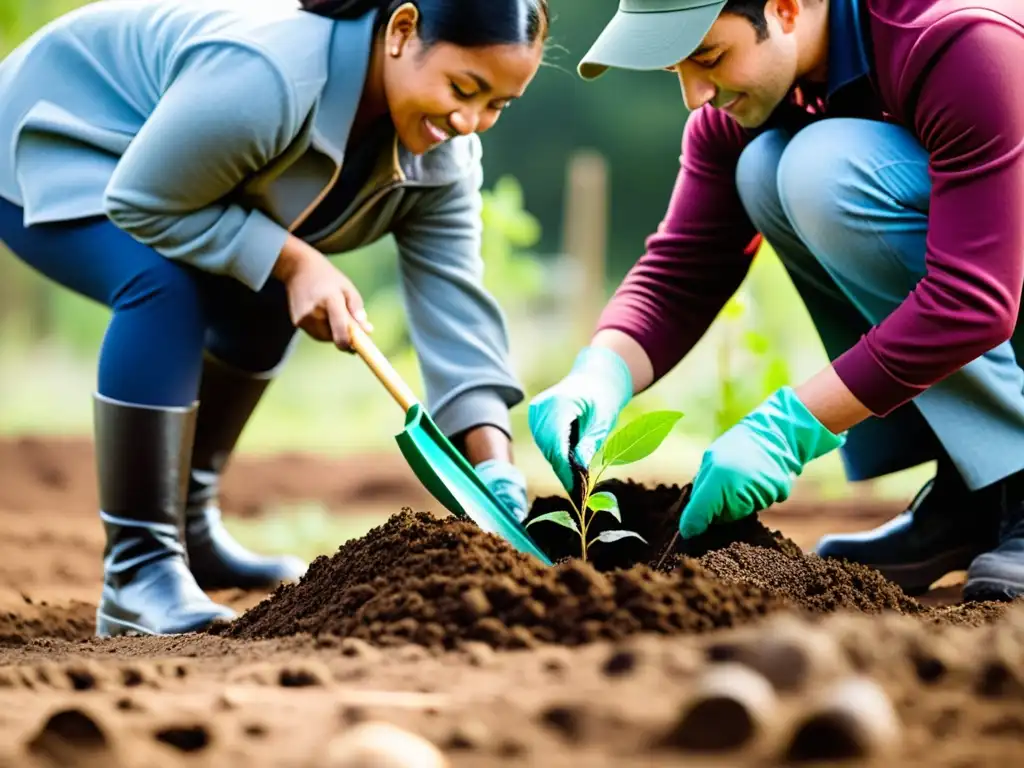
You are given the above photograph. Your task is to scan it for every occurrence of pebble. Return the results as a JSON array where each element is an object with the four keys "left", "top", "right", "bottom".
[
  {"left": 326, "top": 722, "right": 448, "bottom": 768},
  {"left": 785, "top": 676, "right": 901, "bottom": 762},
  {"left": 705, "top": 614, "right": 845, "bottom": 692},
  {"left": 664, "top": 663, "right": 778, "bottom": 752}
]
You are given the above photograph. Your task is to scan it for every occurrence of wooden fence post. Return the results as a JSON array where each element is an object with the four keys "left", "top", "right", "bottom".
[{"left": 561, "top": 150, "right": 609, "bottom": 347}]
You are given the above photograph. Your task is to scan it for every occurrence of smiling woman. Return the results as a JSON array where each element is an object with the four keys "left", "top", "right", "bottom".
[
  {"left": 302, "top": 0, "right": 550, "bottom": 153},
  {"left": 0, "top": 0, "right": 548, "bottom": 639}
]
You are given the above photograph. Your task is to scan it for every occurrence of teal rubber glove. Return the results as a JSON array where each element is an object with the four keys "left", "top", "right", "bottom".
[
  {"left": 528, "top": 346, "right": 634, "bottom": 493},
  {"left": 679, "top": 386, "right": 846, "bottom": 538},
  {"left": 475, "top": 459, "right": 529, "bottom": 523}
]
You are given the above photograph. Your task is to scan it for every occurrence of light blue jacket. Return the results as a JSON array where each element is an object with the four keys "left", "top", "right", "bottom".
[{"left": 0, "top": 0, "right": 523, "bottom": 437}]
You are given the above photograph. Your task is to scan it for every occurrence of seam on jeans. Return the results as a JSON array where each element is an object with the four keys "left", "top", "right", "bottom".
[{"left": 843, "top": 158, "right": 931, "bottom": 287}]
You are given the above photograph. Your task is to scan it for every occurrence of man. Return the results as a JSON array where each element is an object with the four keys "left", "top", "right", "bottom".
[{"left": 529, "top": 0, "right": 1024, "bottom": 600}]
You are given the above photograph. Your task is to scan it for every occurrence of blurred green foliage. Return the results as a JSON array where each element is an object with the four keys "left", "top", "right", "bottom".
[{"left": 480, "top": 176, "right": 546, "bottom": 303}]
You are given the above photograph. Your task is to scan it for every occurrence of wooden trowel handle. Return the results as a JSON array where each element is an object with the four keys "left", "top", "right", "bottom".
[{"left": 349, "top": 323, "right": 419, "bottom": 413}]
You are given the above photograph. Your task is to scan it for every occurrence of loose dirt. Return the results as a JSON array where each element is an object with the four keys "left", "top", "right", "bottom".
[
  {"left": 0, "top": 597, "right": 95, "bottom": 645},
  {"left": 224, "top": 510, "right": 784, "bottom": 648},
  {"left": 2, "top": 437, "right": 1023, "bottom": 767},
  {"left": 225, "top": 482, "right": 1012, "bottom": 652}
]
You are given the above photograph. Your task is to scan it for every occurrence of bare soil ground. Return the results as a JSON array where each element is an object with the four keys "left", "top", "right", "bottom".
[{"left": 1, "top": 436, "right": 1021, "bottom": 767}]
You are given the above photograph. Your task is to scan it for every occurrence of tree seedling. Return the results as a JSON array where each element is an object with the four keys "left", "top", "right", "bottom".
[{"left": 527, "top": 410, "right": 685, "bottom": 561}]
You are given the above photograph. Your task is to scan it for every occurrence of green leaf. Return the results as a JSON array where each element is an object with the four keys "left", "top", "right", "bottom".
[
  {"left": 594, "top": 410, "right": 685, "bottom": 468},
  {"left": 586, "top": 491, "right": 621, "bottom": 523},
  {"left": 590, "top": 530, "right": 648, "bottom": 546},
  {"left": 525, "top": 510, "right": 580, "bottom": 534},
  {"left": 589, "top": 442, "right": 608, "bottom": 475}
]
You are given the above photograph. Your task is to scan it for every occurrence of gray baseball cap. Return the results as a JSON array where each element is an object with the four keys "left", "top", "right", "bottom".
[{"left": 578, "top": 0, "right": 728, "bottom": 80}]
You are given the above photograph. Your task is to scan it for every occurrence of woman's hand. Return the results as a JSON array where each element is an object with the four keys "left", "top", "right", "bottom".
[
  {"left": 458, "top": 425, "right": 528, "bottom": 522},
  {"left": 475, "top": 459, "right": 529, "bottom": 523},
  {"left": 272, "top": 235, "right": 372, "bottom": 350}
]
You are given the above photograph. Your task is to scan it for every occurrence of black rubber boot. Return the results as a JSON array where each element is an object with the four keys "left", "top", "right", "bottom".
[
  {"left": 94, "top": 394, "right": 237, "bottom": 637},
  {"left": 963, "top": 470, "right": 1024, "bottom": 603},
  {"left": 185, "top": 355, "right": 306, "bottom": 591},
  {"left": 814, "top": 458, "right": 1001, "bottom": 595}
]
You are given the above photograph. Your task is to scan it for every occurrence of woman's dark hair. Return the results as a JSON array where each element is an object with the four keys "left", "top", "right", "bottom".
[{"left": 300, "top": 0, "right": 549, "bottom": 48}]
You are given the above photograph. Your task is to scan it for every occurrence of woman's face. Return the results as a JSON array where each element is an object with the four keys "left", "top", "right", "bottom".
[{"left": 382, "top": 9, "right": 545, "bottom": 154}]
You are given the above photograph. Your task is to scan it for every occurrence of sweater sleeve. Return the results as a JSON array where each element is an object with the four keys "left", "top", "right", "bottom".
[
  {"left": 393, "top": 153, "right": 524, "bottom": 439},
  {"left": 832, "top": 21, "right": 1024, "bottom": 415},
  {"left": 102, "top": 41, "right": 300, "bottom": 291},
  {"left": 595, "top": 106, "right": 759, "bottom": 383}
]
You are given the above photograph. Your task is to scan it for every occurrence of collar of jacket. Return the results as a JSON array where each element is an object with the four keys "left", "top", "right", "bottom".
[{"left": 826, "top": 0, "right": 872, "bottom": 97}]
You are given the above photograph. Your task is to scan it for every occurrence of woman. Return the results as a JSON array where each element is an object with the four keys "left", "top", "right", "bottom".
[{"left": 0, "top": 0, "right": 549, "bottom": 637}]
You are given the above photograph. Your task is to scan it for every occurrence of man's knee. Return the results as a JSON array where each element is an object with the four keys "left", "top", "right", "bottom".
[
  {"left": 735, "top": 129, "right": 790, "bottom": 231},
  {"left": 776, "top": 119, "right": 929, "bottom": 274}
]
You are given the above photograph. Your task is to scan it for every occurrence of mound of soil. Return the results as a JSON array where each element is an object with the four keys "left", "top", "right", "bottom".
[
  {"left": 224, "top": 481, "right": 1013, "bottom": 650},
  {"left": 224, "top": 510, "right": 784, "bottom": 649},
  {"left": 696, "top": 542, "right": 921, "bottom": 615}
]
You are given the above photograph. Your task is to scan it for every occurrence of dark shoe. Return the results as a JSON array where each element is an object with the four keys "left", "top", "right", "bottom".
[
  {"left": 94, "top": 394, "right": 236, "bottom": 637},
  {"left": 185, "top": 355, "right": 306, "bottom": 590},
  {"left": 963, "top": 471, "right": 1024, "bottom": 602},
  {"left": 814, "top": 459, "right": 1001, "bottom": 595}
]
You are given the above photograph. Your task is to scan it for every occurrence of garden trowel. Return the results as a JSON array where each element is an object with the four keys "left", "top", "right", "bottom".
[{"left": 348, "top": 323, "right": 553, "bottom": 566}]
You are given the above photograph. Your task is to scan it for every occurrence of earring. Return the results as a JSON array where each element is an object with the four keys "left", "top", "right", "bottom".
[{"left": 391, "top": 47, "right": 400, "bottom": 56}]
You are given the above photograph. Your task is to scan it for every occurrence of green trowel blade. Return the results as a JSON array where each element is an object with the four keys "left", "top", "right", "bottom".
[{"left": 394, "top": 404, "right": 553, "bottom": 566}]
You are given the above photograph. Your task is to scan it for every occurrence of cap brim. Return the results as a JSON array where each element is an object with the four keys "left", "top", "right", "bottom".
[{"left": 578, "top": 1, "right": 727, "bottom": 80}]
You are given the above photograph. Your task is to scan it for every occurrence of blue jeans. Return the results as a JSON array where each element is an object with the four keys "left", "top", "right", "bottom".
[
  {"left": 0, "top": 197, "right": 297, "bottom": 407},
  {"left": 736, "top": 118, "right": 1024, "bottom": 490}
]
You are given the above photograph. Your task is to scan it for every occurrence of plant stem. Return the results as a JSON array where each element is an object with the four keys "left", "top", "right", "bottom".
[
  {"left": 565, "top": 470, "right": 587, "bottom": 561},
  {"left": 579, "top": 488, "right": 590, "bottom": 562},
  {"left": 577, "top": 464, "right": 607, "bottom": 563}
]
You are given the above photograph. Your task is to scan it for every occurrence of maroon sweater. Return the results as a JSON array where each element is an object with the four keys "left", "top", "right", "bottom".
[{"left": 596, "top": 0, "right": 1024, "bottom": 416}]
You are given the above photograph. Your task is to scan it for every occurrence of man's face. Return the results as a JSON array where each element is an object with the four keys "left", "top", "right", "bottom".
[{"left": 670, "top": 1, "right": 802, "bottom": 128}]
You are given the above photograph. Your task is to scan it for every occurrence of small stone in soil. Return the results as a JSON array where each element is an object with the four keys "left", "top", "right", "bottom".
[
  {"left": 704, "top": 615, "right": 846, "bottom": 692},
  {"left": 784, "top": 677, "right": 900, "bottom": 762},
  {"left": 326, "top": 722, "right": 448, "bottom": 768},
  {"left": 662, "top": 663, "right": 777, "bottom": 752}
]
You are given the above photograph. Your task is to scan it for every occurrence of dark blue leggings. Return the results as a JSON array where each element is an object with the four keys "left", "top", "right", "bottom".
[{"left": 0, "top": 197, "right": 297, "bottom": 407}]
